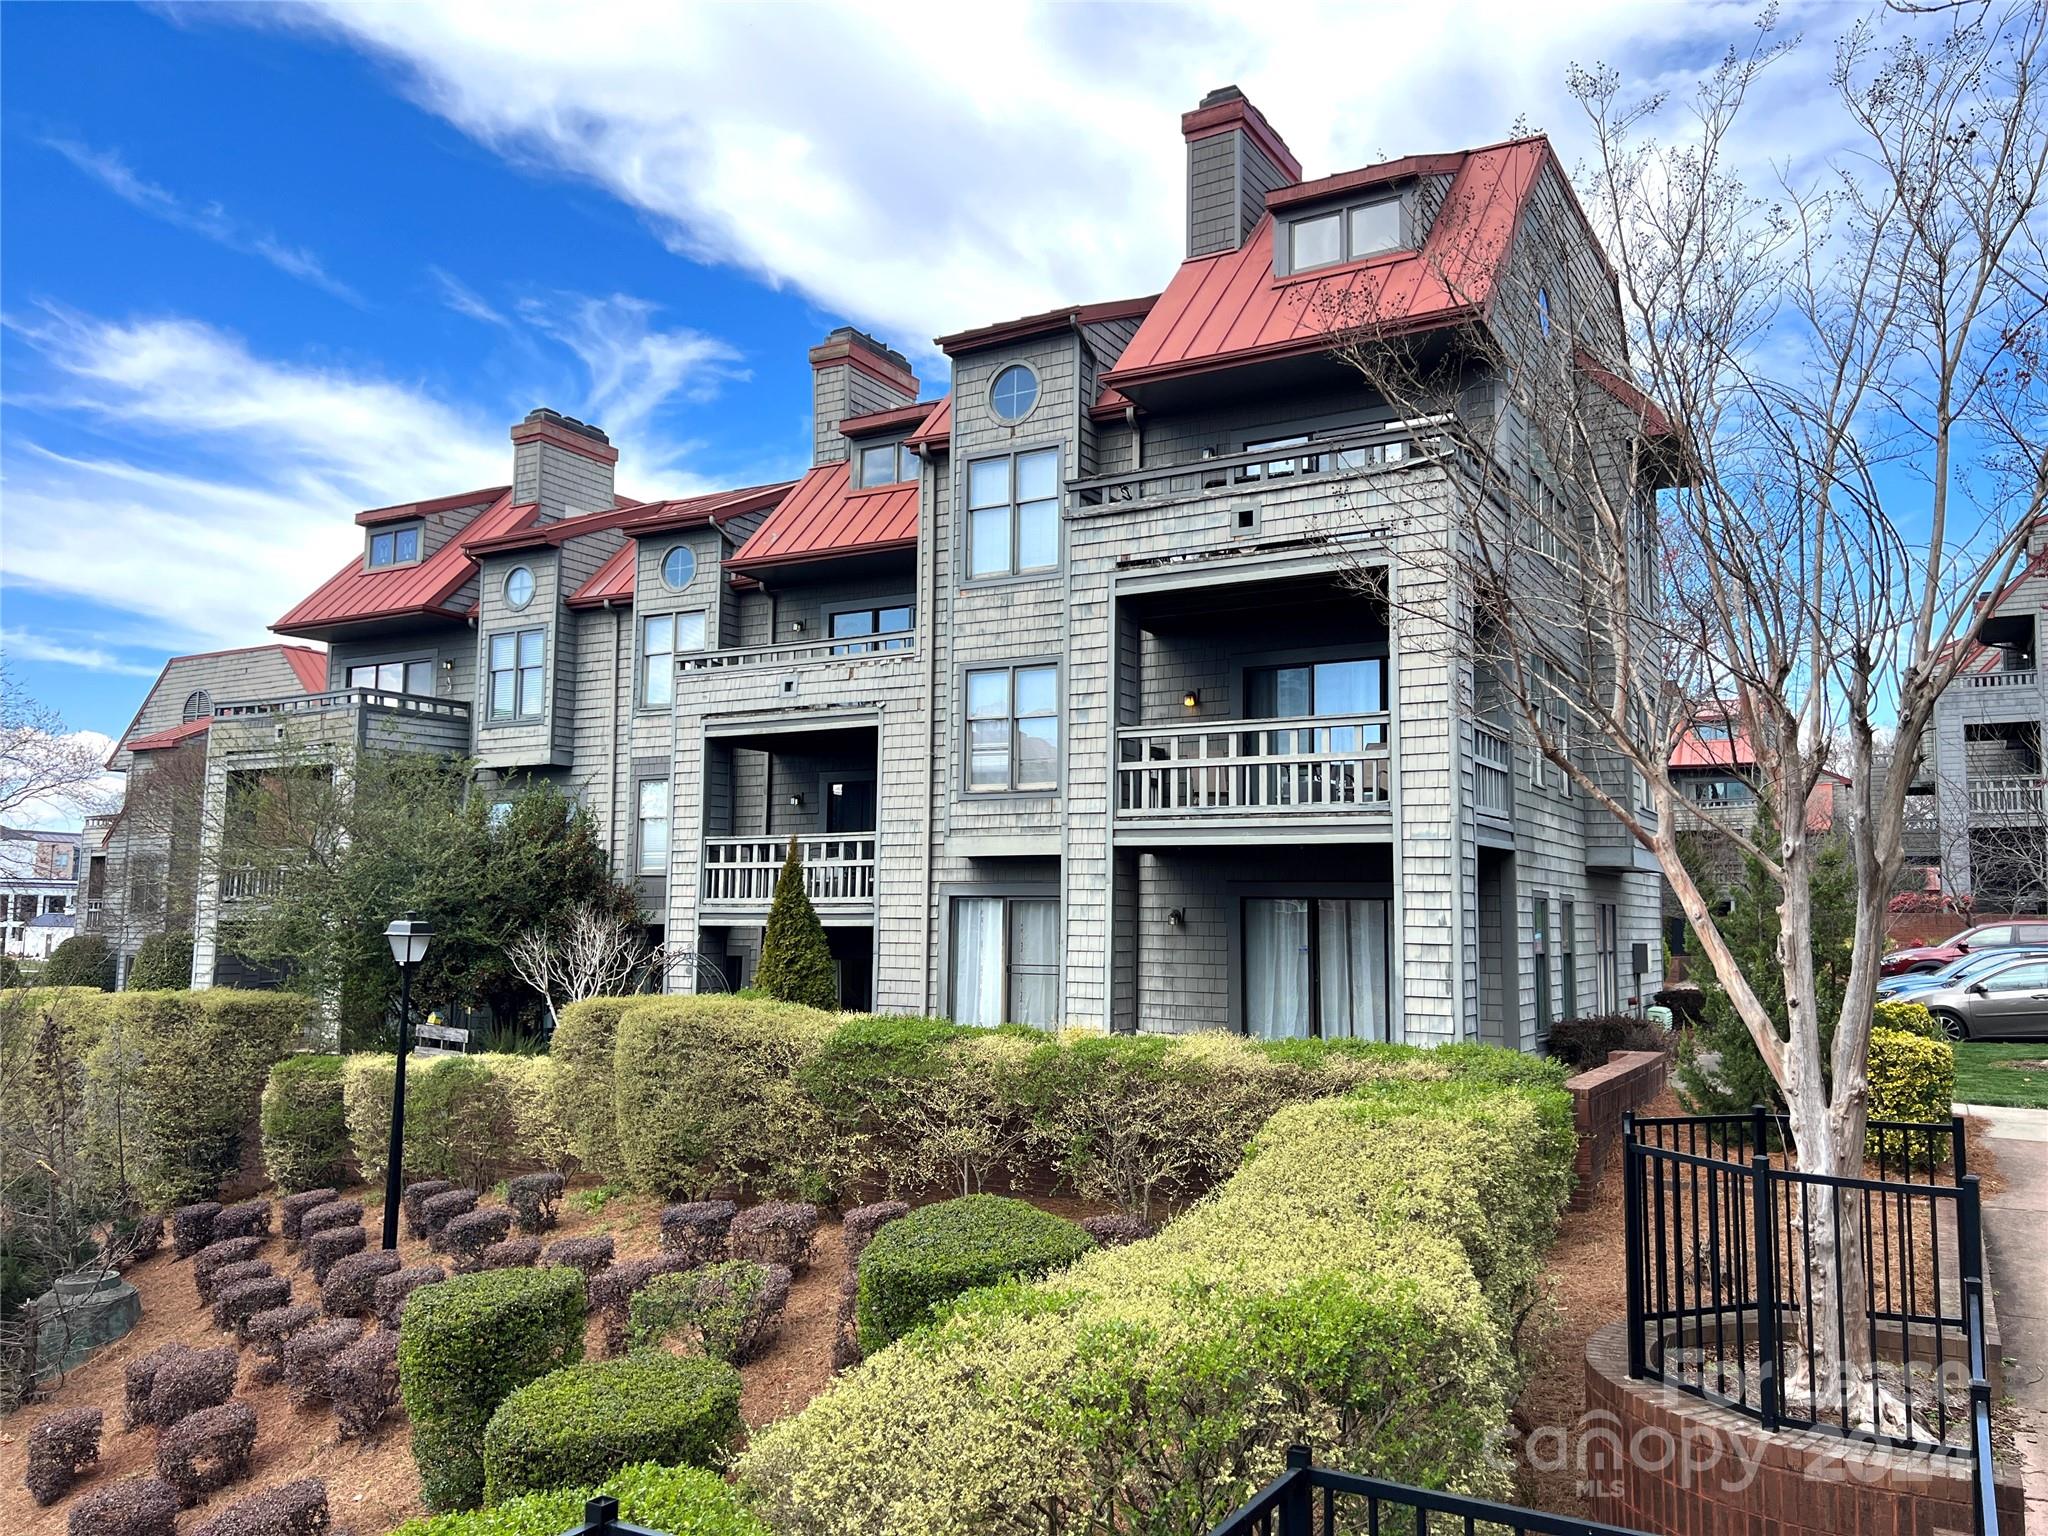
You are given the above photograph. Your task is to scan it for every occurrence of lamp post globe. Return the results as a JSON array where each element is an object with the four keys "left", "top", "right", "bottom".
[{"left": 380, "top": 913, "right": 433, "bottom": 1249}]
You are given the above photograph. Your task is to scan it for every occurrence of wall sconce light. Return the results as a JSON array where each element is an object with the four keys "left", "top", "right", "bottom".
[
  {"left": 1166, "top": 907, "right": 1185, "bottom": 929},
  {"left": 789, "top": 619, "right": 807, "bottom": 634},
  {"left": 787, "top": 793, "right": 804, "bottom": 808},
  {"left": 1182, "top": 689, "right": 1201, "bottom": 709}
]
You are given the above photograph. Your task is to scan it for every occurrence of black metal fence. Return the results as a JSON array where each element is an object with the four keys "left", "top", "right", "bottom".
[
  {"left": 559, "top": 1496, "right": 665, "bottom": 1536},
  {"left": 1622, "top": 1107, "right": 2000, "bottom": 1536},
  {"left": 1203, "top": 1446, "right": 1650, "bottom": 1536}
]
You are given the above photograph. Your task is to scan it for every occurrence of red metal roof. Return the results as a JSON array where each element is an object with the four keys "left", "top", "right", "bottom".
[
  {"left": 564, "top": 483, "right": 798, "bottom": 607},
  {"left": 1105, "top": 138, "right": 1550, "bottom": 391},
  {"left": 275, "top": 489, "right": 536, "bottom": 636},
  {"left": 281, "top": 646, "right": 328, "bottom": 691},
  {"left": 355, "top": 485, "right": 510, "bottom": 528},
  {"left": 123, "top": 718, "right": 212, "bottom": 754},
  {"left": 840, "top": 401, "right": 939, "bottom": 438},
  {"left": 727, "top": 462, "right": 917, "bottom": 572},
  {"left": 567, "top": 543, "right": 638, "bottom": 609},
  {"left": 936, "top": 295, "right": 1158, "bottom": 356},
  {"left": 904, "top": 397, "right": 951, "bottom": 450}
]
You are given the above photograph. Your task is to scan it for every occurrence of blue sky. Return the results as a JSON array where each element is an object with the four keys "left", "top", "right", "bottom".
[{"left": 1, "top": 0, "right": 1908, "bottom": 818}]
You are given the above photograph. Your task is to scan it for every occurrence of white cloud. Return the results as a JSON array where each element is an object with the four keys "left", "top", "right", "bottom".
[
  {"left": 0, "top": 629, "right": 160, "bottom": 679},
  {"left": 45, "top": 137, "right": 366, "bottom": 305},
  {"left": 430, "top": 265, "right": 510, "bottom": 328},
  {"left": 274, "top": 0, "right": 1864, "bottom": 358}
]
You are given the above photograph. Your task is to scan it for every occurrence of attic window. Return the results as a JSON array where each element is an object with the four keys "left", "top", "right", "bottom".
[
  {"left": 856, "top": 440, "right": 917, "bottom": 489},
  {"left": 1281, "top": 196, "right": 1406, "bottom": 275},
  {"left": 368, "top": 524, "right": 421, "bottom": 568},
  {"left": 181, "top": 690, "right": 213, "bottom": 723}
]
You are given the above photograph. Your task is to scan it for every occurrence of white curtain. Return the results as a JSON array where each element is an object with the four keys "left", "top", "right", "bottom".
[
  {"left": 951, "top": 898, "right": 1004, "bottom": 1027},
  {"left": 1245, "top": 899, "right": 1311, "bottom": 1039},
  {"left": 1318, "top": 899, "right": 1390, "bottom": 1041},
  {"left": 1009, "top": 899, "right": 1059, "bottom": 1025}
]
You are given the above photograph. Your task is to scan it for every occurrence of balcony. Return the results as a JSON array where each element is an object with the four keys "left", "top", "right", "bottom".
[
  {"left": 1968, "top": 776, "right": 2048, "bottom": 824},
  {"left": 220, "top": 864, "right": 289, "bottom": 904},
  {"left": 1069, "top": 417, "right": 1453, "bottom": 511},
  {"left": 1962, "top": 668, "right": 2037, "bottom": 690},
  {"left": 699, "top": 836, "right": 876, "bottom": 916},
  {"left": 211, "top": 687, "right": 471, "bottom": 757},
  {"left": 680, "top": 636, "right": 916, "bottom": 674},
  {"left": 1114, "top": 715, "right": 1391, "bottom": 836}
]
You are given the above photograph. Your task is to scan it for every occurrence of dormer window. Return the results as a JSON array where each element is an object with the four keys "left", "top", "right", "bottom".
[
  {"left": 856, "top": 440, "right": 918, "bottom": 489},
  {"left": 1279, "top": 195, "right": 1407, "bottom": 275},
  {"left": 368, "top": 524, "right": 421, "bottom": 568}
]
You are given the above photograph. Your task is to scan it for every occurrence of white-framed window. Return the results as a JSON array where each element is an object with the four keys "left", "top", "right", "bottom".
[
  {"left": 346, "top": 660, "right": 434, "bottom": 696},
  {"left": 504, "top": 566, "right": 536, "bottom": 610},
  {"left": 950, "top": 894, "right": 1058, "bottom": 1026},
  {"left": 966, "top": 447, "right": 1059, "bottom": 579},
  {"left": 640, "top": 611, "right": 705, "bottom": 709},
  {"left": 855, "top": 440, "right": 918, "bottom": 489},
  {"left": 637, "top": 779, "right": 669, "bottom": 874},
  {"left": 1282, "top": 197, "right": 1405, "bottom": 274},
  {"left": 181, "top": 690, "right": 213, "bottom": 722},
  {"left": 828, "top": 604, "right": 912, "bottom": 654},
  {"left": 660, "top": 546, "right": 697, "bottom": 591},
  {"left": 989, "top": 364, "right": 1038, "bottom": 423},
  {"left": 488, "top": 628, "right": 545, "bottom": 720},
  {"left": 367, "top": 524, "right": 421, "bottom": 568},
  {"left": 966, "top": 663, "right": 1057, "bottom": 791}
]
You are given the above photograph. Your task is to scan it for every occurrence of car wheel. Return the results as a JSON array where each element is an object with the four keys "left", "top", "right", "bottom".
[{"left": 1932, "top": 1011, "right": 1968, "bottom": 1043}]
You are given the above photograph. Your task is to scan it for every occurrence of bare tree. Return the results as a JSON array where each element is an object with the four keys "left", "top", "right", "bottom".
[
  {"left": 1319, "top": 3, "right": 2047, "bottom": 1425},
  {"left": 0, "top": 662, "right": 114, "bottom": 822},
  {"left": 506, "top": 901, "right": 664, "bottom": 1030}
]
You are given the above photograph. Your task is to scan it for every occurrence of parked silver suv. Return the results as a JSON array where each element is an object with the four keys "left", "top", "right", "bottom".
[{"left": 1915, "top": 952, "right": 2048, "bottom": 1041}]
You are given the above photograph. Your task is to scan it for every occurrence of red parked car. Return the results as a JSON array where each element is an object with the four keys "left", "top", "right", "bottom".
[{"left": 1882, "top": 920, "right": 2048, "bottom": 976}]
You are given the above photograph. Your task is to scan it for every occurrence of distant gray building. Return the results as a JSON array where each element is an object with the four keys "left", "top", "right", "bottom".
[{"left": 139, "top": 90, "right": 1666, "bottom": 1047}]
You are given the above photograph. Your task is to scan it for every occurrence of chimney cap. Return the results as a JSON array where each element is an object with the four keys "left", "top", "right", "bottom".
[
  {"left": 1181, "top": 87, "right": 1301, "bottom": 182},
  {"left": 811, "top": 325, "right": 912, "bottom": 376},
  {"left": 1198, "top": 85, "right": 1247, "bottom": 109},
  {"left": 518, "top": 406, "right": 611, "bottom": 446}
]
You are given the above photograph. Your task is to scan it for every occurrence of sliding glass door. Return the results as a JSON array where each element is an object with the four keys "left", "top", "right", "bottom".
[
  {"left": 950, "top": 895, "right": 1059, "bottom": 1027},
  {"left": 1244, "top": 896, "right": 1390, "bottom": 1041}
]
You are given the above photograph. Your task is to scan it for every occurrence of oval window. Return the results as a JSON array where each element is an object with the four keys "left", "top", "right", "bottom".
[
  {"left": 504, "top": 566, "right": 536, "bottom": 610},
  {"left": 990, "top": 364, "right": 1038, "bottom": 423},
  {"left": 661, "top": 545, "right": 696, "bottom": 590}
]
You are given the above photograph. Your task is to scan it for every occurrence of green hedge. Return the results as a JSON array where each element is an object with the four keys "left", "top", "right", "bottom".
[
  {"left": 342, "top": 1052, "right": 570, "bottom": 1189},
  {"left": 399, "top": 1265, "right": 587, "bottom": 1511},
  {"left": 482, "top": 1351, "right": 744, "bottom": 1503},
  {"left": 548, "top": 998, "right": 637, "bottom": 1182},
  {"left": 737, "top": 1056, "right": 1575, "bottom": 1536},
  {"left": 261, "top": 1054, "right": 350, "bottom": 1191},
  {"left": 388, "top": 1462, "right": 766, "bottom": 1536},
  {"left": 856, "top": 1195, "right": 1095, "bottom": 1352}
]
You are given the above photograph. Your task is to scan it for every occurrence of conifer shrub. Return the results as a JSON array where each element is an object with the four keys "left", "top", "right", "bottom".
[
  {"left": 283, "top": 1319, "right": 362, "bottom": 1409},
  {"left": 66, "top": 1475, "right": 181, "bottom": 1536},
  {"left": 147, "top": 1345, "right": 238, "bottom": 1428},
  {"left": 262, "top": 1055, "right": 351, "bottom": 1192},
  {"left": 629, "top": 1261, "right": 792, "bottom": 1364},
  {"left": 331, "top": 1329, "right": 402, "bottom": 1441},
  {"left": 279, "top": 1187, "right": 340, "bottom": 1243},
  {"left": 855, "top": 1195, "right": 1094, "bottom": 1352},
  {"left": 155, "top": 1399, "right": 258, "bottom": 1505},
  {"left": 542, "top": 1235, "right": 613, "bottom": 1277},
  {"left": 385, "top": 1462, "right": 765, "bottom": 1536},
  {"left": 25, "top": 1405, "right": 101, "bottom": 1506},
  {"left": 506, "top": 1171, "right": 565, "bottom": 1234},
  {"left": 729, "top": 1201, "right": 819, "bottom": 1273},
  {"left": 375, "top": 1265, "right": 447, "bottom": 1328},
  {"left": 754, "top": 838, "right": 838, "bottom": 1010},
  {"left": 244, "top": 1303, "right": 319, "bottom": 1384},
  {"left": 481, "top": 1352, "right": 743, "bottom": 1504},
  {"left": 321, "top": 1249, "right": 403, "bottom": 1318},
  {"left": 191, "top": 1477, "right": 330, "bottom": 1536},
  {"left": 398, "top": 1265, "right": 587, "bottom": 1512},
  {"left": 304, "top": 1225, "right": 366, "bottom": 1283}
]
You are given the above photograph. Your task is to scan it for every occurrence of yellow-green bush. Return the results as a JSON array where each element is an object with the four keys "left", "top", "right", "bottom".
[
  {"left": 1867, "top": 1026, "right": 1956, "bottom": 1162},
  {"left": 737, "top": 1059, "right": 1574, "bottom": 1536},
  {"left": 342, "top": 1053, "right": 570, "bottom": 1189},
  {"left": 262, "top": 1054, "right": 350, "bottom": 1191},
  {"left": 547, "top": 998, "right": 638, "bottom": 1182},
  {"left": 1872, "top": 999, "right": 1945, "bottom": 1041},
  {"left": 388, "top": 1462, "right": 767, "bottom": 1536}
]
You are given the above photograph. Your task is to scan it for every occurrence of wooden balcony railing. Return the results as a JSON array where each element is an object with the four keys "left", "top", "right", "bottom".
[
  {"left": 700, "top": 836, "right": 877, "bottom": 908},
  {"left": 680, "top": 637, "right": 917, "bottom": 674},
  {"left": 214, "top": 688, "right": 470, "bottom": 721},
  {"left": 1115, "top": 715, "right": 1391, "bottom": 819},
  {"left": 220, "top": 865, "right": 290, "bottom": 903},
  {"left": 1069, "top": 417, "right": 1453, "bottom": 509},
  {"left": 1474, "top": 723, "right": 1513, "bottom": 818},
  {"left": 1968, "top": 777, "right": 2048, "bottom": 823},
  {"left": 1962, "top": 668, "right": 2037, "bottom": 690}
]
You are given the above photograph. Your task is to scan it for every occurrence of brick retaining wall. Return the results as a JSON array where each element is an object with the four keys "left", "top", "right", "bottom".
[{"left": 1568, "top": 1049, "right": 1668, "bottom": 1210}]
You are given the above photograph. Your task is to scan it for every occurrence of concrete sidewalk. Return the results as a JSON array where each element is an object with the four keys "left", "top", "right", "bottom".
[{"left": 1964, "top": 1101, "right": 2048, "bottom": 1531}]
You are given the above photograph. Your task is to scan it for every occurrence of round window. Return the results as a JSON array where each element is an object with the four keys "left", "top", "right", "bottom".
[
  {"left": 990, "top": 364, "right": 1038, "bottom": 423},
  {"left": 661, "top": 545, "right": 696, "bottom": 590},
  {"left": 504, "top": 566, "right": 536, "bottom": 610}
]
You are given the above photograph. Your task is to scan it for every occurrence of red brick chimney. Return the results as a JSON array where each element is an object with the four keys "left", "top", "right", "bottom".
[
  {"left": 511, "top": 407, "right": 617, "bottom": 518},
  {"left": 808, "top": 328, "right": 918, "bottom": 468},
  {"left": 1182, "top": 86, "right": 1301, "bottom": 259}
]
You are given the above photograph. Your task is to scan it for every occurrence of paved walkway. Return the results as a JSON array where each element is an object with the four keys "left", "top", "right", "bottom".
[{"left": 1964, "top": 1101, "right": 2048, "bottom": 1532}]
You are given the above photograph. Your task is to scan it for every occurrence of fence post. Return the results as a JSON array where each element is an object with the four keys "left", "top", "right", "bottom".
[
  {"left": 1952, "top": 1114, "right": 1969, "bottom": 1183},
  {"left": 1279, "top": 1444, "right": 1312, "bottom": 1536},
  {"left": 1622, "top": 1121, "right": 1646, "bottom": 1380},
  {"left": 580, "top": 1495, "right": 619, "bottom": 1535},
  {"left": 1749, "top": 1102, "right": 1769, "bottom": 1161},
  {"left": 1750, "top": 1153, "right": 1780, "bottom": 1431}
]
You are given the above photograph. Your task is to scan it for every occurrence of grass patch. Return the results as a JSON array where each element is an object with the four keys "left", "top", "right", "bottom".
[{"left": 1953, "top": 1042, "right": 2048, "bottom": 1109}]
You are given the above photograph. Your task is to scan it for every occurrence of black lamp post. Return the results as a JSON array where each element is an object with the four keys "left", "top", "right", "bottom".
[{"left": 380, "top": 913, "right": 433, "bottom": 1250}]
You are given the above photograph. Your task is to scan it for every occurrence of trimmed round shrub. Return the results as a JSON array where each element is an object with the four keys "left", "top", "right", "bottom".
[
  {"left": 211, "top": 1259, "right": 275, "bottom": 1297},
  {"left": 331, "top": 1329, "right": 402, "bottom": 1441},
  {"left": 1080, "top": 1213, "right": 1154, "bottom": 1247},
  {"left": 192, "top": 1477, "right": 329, "bottom": 1536},
  {"left": 855, "top": 1194, "right": 1095, "bottom": 1352},
  {"left": 296, "top": 1199, "right": 362, "bottom": 1243},
  {"left": 401, "top": 1179, "right": 456, "bottom": 1239},
  {"left": 507, "top": 1172, "right": 564, "bottom": 1234},
  {"left": 212, "top": 1199, "right": 273, "bottom": 1242},
  {"left": 479, "top": 1236, "right": 541, "bottom": 1271},
  {"left": 172, "top": 1202, "right": 222, "bottom": 1259},
  {"left": 67, "top": 1475, "right": 181, "bottom": 1536},
  {"left": 375, "top": 1264, "right": 446, "bottom": 1328},
  {"left": 543, "top": 1235, "right": 613, "bottom": 1277},
  {"left": 43, "top": 933, "right": 117, "bottom": 990},
  {"left": 657, "top": 1199, "right": 736, "bottom": 1263},
  {"left": 321, "top": 1248, "right": 402, "bottom": 1318},
  {"left": 303, "top": 1223, "right": 366, "bottom": 1283},
  {"left": 481, "top": 1352, "right": 743, "bottom": 1504},
  {"left": 262, "top": 1054, "right": 350, "bottom": 1192},
  {"left": 25, "top": 1405, "right": 101, "bottom": 1506},
  {"left": 128, "top": 932, "right": 195, "bottom": 990},
  {"left": 148, "top": 1344, "right": 238, "bottom": 1427},
  {"left": 279, "top": 1187, "right": 340, "bottom": 1243},
  {"left": 156, "top": 1398, "right": 258, "bottom": 1505},
  {"left": 194, "top": 1236, "right": 266, "bottom": 1303},
  {"left": 399, "top": 1264, "right": 587, "bottom": 1512},
  {"left": 728, "top": 1201, "right": 818, "bottom": 1273},
  {"left": 283, "top": 1318, "right": 362, "bottom": 1408},
  {"left": 442, "top": 1207, "right": 514, "bottom": 1272},
  {"left": 421, "top": 1188, "right": 479, "bottom": 1248},
  {"left": 587, "top": 1253, "right": 698, "bottom": 1355},
  {"left": 385, "top": 1461, "right": 767, "bottom": 1536},
  {"left": 125, "top": 1342, "right": 192, "bottom": 1430},
  {"left": 628, "top": 1261, "right": 790, "bottom": 1365},
  {"left": 244, "top": 1303, "right": 319, "bottom": 1383},
  {"left": 214, "top": 1274, "right": 293, "bottom": 1334}
]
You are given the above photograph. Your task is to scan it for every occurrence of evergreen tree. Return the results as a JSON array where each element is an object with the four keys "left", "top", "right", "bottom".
[{"left": 755, "top": 838, "right": 838, "bottom": 1010}]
